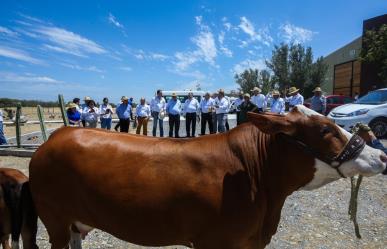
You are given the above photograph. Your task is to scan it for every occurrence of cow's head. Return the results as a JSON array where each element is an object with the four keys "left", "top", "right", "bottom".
[{"left": 248, "top": 105, "right": 387, "bottom": 190}]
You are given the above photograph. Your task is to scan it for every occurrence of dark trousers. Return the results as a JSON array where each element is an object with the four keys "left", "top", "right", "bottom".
[
  {"left": 168, "top": 114, "right": 180, "bottom": 138},
  {"left": 119, "top": 118, "right": 130, "bottom": 133},
  {"left": 236, "top": 112, "right": 241, "bottom": 125},
  {"left": 185, "top": 112, "right": 196, "bottom": 137},
  {"left": 201, "top": 113, "right": 213, "bottom": 135}
]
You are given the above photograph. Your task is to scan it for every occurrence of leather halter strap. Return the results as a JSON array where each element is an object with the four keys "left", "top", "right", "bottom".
[{"left": 278, "top": 134, "right": 365, "bottom": 178}]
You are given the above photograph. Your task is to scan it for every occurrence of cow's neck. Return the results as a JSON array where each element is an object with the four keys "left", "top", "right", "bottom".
[{"left": 229, "top": 124, "right": 316, "bottom": 247}]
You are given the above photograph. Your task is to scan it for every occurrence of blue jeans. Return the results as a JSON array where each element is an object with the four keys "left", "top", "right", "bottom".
[
  {"left": 100, "top": 118, "right": 112, "bottom": 130},
  {"left": 216, "top": 113, "right": 227, "bottom": 133},
  {"left": 152, "top": 111, "right": 164, "bottom": 137},
  {"left": 0, "top": 122, "right": 7, "bottom": 144}
]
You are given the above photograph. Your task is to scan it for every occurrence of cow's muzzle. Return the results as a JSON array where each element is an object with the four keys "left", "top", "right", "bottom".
[{"left": 381, "top": 154, "right": 387, "bottom": 175}]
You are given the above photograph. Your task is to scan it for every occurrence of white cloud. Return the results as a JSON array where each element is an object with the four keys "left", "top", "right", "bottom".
[
  {"left": 218, "top": 31, "right": 233, "bottom": 57},
  {"left": 238, "top": 17, "right": 273, "bottom": 47},
  {"left": 0, "top": 46, "right": 43, "bottom": 64},
  {"left": 119, "top": 66, "right": 132, "bottom": 72},
  {"left": 279, "top": 23, "right": 316, "bottom": 44},
  {"left": 221, "top": 17, "right": 232, "bottom": 31},
  {"left": 233, "top": 59, "right": 266, "bottom": 74},
  {"left": 60, "top": 63, "right": 104, "bottom": 73},
  {"left": 0, "top": 26, "right": 18, "bottom": 37},
  {"left": 33, "top": 26, "right": 106, "bottom": 57},
  {"left": 174, "top": 16, "right": 218, "bottom": 71},
  {"left": 108, "top": 13, "right": 124, "bottom": 29},
  {"left": 150, "top": 53, "right": 169, "bottom": 61},
  {"left": 0, "top": 72, "right": 60, "bottom": 84}
]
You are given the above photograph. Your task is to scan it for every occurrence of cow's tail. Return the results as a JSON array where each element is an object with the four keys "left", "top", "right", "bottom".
[{"left": 11, "top": 182, "right": 38, "bottom": 249}]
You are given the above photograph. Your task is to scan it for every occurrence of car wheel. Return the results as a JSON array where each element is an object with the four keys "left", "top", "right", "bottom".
[{"left": 369, "top": 117, "right": 387, "bottom": 138}]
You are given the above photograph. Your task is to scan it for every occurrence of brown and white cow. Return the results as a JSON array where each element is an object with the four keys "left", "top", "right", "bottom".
[
  {"left": 0, "top": 168, "right": 38, "bottom": 249},
  {"left": 29, "top": 106, "right": 386, "bottom": 249}
]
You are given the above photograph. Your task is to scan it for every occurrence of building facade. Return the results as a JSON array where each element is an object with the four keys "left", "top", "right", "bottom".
[{"left": 322, "top": 14, "right": 387, "bottom": 97}]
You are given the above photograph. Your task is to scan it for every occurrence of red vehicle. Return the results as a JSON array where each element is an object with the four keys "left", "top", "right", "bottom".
[{"left": 304, "top": 95, "right": 354, "bottom": 115}]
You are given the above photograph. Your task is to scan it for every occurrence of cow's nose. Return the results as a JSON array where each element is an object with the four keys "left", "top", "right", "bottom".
[{"left": 381, "top": 154, "right": 387, "bottom": 163}]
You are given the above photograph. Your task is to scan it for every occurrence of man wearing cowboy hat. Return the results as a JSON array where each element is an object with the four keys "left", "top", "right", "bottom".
[
  {"left": 150, "top": 89, "right": 166, "bottom": 137},
  {"left": 166, "top": 92, "right": 182, "bottom": 138},
  {"left": 310, "top": 87, "right": 326, "bottom": 114},
  {"left": 285, "top": 86, "right": 304, "bottom": 111},
  {"left": 135, "top": 97, "right": 151, "bottom": 136},
  {"left": 238, "top": 93, "right": 259, "bottom": 124},
  {"left": 66, "top": 102, "right": 81, "bottom": 126},
  {"left": 199, "top": 92, "right": 215, "bottom": 135},
  {"left": 250, "top": 87, "right": 266, "bottom": 112},
  {"left": 116, "top": 96, "right": 133, "bottom": 133},
  {"left": 270, "top": 90, "right": 285, "bottom": 115},
  {"left": 214, "top": 89, "right": 229, "bottom": 133}
]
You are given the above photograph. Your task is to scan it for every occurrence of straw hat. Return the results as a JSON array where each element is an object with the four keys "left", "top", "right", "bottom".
[
  {"left": 84, "top": 96, "right": 91, "bottom": 101},
  {"left": 243, "top": 93, "right": 251, "bottom": 98},
  {"left": 251, "top": 87, "right": 261, "bottom": 92},
  {"left": 313, "top": 87, "right": 322, "bottom": 92},
  {"left": 272, "top": 90, "right": 280, "bottom": 96},
  {"left": 121, "top": 96, "right": 129, "bottom": 101},
  {"left": 171, "top": 92, "right": 177, "bottom": 97},
  {"left": 288, "top": 87, "right": 299, "bottom": 94},
  {"left": 218, "top": 89, "right": 225, "bottom": 94},
  {"left": 66, "top": 103, "right": 78, "bottom": 109}
]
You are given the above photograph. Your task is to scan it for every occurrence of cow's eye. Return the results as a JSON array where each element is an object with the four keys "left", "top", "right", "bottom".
[{"left": 320, "top": 126, "right": 331, "bottom": 135}]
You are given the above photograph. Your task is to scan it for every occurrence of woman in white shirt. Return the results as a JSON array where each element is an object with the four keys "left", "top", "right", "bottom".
[
  {"left": 81, "top": 100, "right": 100, "bottom": 128},
  {"left": 135, "top": 98, "right": 151, "bottom": 135},
  {"left": 99, "top": 97, "right": 113, "bottom": 130}
]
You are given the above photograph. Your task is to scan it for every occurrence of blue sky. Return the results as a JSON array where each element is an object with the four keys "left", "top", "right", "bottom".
[{"left": 0, "top": 0, "right": 386, "bottom": 102}]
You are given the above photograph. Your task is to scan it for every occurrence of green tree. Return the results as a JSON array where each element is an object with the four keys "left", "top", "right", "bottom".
[
  {"left": 260, "top": 69, "right": 274, "bottom": 94},
  {"left": 266, "top": 43, "right": 290, "bottom": 91},
  {"left": 360, "top": 24, "right": 387, "bottom": 86},
  {"left": 304, "top": 57, "right": 328, "bottom": 97},
  {"left": 234, "top": 69, "right": 260, "bottom": 94}
]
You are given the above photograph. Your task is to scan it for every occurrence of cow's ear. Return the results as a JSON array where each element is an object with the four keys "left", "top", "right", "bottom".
[{"left": 247, "top": 112, "right": 296, "bottom": 135}]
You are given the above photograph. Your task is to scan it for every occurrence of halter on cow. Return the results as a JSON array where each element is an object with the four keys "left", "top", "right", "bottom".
[{"left": 29, "top": 105, "right": 386, "bottom": 249}]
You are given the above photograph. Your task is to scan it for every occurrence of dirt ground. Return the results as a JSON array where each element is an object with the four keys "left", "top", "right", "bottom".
[{"left": 0, "top": 156, "right": 386, "bottom": 249}]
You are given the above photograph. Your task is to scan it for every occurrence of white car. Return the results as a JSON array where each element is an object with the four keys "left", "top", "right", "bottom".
[{"left": 327, "top": 88, "right": 387, "bottom": 138}]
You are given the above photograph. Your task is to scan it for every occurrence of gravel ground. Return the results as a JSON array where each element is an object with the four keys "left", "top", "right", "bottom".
[{"left": 0, "top": 156, "right": 385, "bottom": 249}]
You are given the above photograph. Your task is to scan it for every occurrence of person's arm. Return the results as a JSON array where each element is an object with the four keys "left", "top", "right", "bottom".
[
  {"left": 218, "top": 98, "right": 229, "bottom": 112},
  {"left": 165, "top": 101, "right": 170, "bottom": 115}
]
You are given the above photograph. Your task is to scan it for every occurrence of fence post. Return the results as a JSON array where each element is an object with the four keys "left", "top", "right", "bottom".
[
  {"left": 58, "top": 94, "right": 69, "bottom": 126},
  {"left": 37, "top": 105, "right": 48, "bottom": 142},
  {"left": 15, "top": 103, "right": 22, "bottom": 148}
]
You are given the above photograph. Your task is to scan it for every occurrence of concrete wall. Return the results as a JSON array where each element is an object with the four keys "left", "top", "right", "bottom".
[{"left": 322, "top": 37, "right": 362, "bottom": 94}]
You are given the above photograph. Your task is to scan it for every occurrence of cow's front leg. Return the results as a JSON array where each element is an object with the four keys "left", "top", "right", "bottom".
[{"left": 69, "top": 231, "right": 82, "bottom": 249}]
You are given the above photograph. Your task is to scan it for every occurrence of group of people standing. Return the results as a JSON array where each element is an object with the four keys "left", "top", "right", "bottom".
[{"left": 64, "top": 85, "right": 327, "bottom": 138}]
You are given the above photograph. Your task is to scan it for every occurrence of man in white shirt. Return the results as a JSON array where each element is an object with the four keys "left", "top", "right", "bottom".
[
  {"left": 150, "top": 90, "right": 166, "bottom": 137},
  {"left": 199, "top": 92, "right": 215, "bottom": 135},
  {"left": 0, "top": 109, "right": 7, "bottom": 144},
  {"left": 270, "top": 90, "right": 285, "bottom": 115},
  {"left": 135, "top": 97, "right": 151, "bottom": 136},
  {"left": 214, "top": 89, "right": 229, "bottom": 133},
  {"left": 250, "top": 87, "right": 266, "bottom": 112},
  {"left": 184, "top": 92, "right": 199, "bottom": 137},
  {"left": 233, "top": 92, "right": 244, "bottom": 125},
  {"left": 285, "top": 87, "right": 304, "bottom": 111},
  {"left": 99, "top": 97, "right": 113, "bottom": 130},
  {"left": 81, "top": 99, "right": 100, "bottom": 128}
]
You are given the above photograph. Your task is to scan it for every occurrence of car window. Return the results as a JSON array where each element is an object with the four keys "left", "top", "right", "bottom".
[
  {"left": 343, "top": 97, "right": 353, "bottom": 104},
  {"left": 355, "top": 90, "right": 387, "bottom": 105},
  {"left": 328, "top": 96, "right": 341, "bottom": 104}
]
